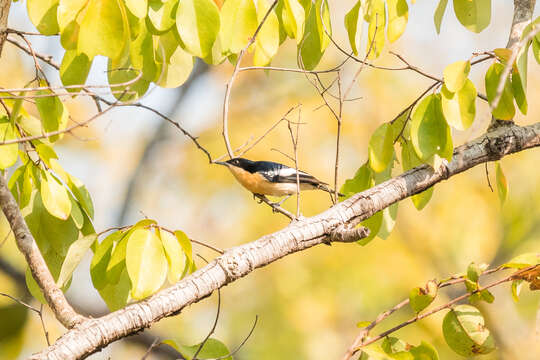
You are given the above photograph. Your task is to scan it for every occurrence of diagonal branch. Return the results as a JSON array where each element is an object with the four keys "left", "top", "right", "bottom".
[
  {"left": 33, "top": 121, "right": 540, "bottom": 359},
  {"left": 0, "top": 176, "right": 86, "bottom": 328}
]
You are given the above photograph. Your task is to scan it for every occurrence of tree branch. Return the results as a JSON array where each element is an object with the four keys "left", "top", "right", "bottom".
[
  {"left": 0, "top": 0, "right": 11, "bottom": 56},
  {"left": 0, "top": 176, "right": 86, "bottom": 328},
  {"left": 32, "top": 121, "right": 540, "bottom": 359}
]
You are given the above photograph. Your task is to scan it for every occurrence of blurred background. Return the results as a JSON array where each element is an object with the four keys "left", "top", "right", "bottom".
[{"left": 0, "top": 1, "right": 539, "bottom": 359}]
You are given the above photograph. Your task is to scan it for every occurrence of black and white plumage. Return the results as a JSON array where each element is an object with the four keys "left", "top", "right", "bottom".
[{"left": 216, "top": 158, "right": 335, "bottom": 197}]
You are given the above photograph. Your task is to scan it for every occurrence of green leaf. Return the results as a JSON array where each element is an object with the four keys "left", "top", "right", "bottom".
[
  {"left": 175, "top": 230, "right": 194, "bottom": 274},
  {"left": 281, "top": 0, "right": 305, "bottom": 42},
  {"left": 253, "top": 0, "right": 280, "bottom": 66},
  {"left": 25, "top": 267, "right": 47, "bottom": 304},
  {"left": 162, "top": 338, "right": 232, "bottom": 360},
  {"left": 67, "top": 173, "right": 95, "bottom": 219},
  {"left": 98, "top": 266, "right": 131, "bottom": 311},
  {"left": 410, "top": 94, "right": 452, "bottom": 163},
  {"left": 129, "top": 20, "right": 158, "bottom": 82},
  {"left": 91, "top": 231, "right": 121, "bottom": 290},
  {"left": 0, "top": 117, "right": 18, "bottom": 169},
  {"left": 485, "top": 62, "right": 515, "bottom": 120},
  {"left": 502, "top": 253, "right": 540, "bottom": 269},
  {"left": 378, "top": 202, "right": 398, "bottom": 240},
  {"left": 532, "top": 37, "right": 540, "bottom": 65},
  {"left": 453, "top": 0, "right": 491, "bottom": 33},
  {"left": 35, "top": 87, "right": 69, "bottom": 142},
  {"left": 434, "top": 0, "right": 448, "bottom": 34},
  {"left": 401, "top": 141, "right": 434, "bottom": 210},
  {"left": 368, "top": 123, "right": 394, "bottom": 173},
  {"left": 344, "top": 0, "right": 362, "bottom": 56},
  {"left": 69, "top": 196, "right": 84, "bottom": 229},
  {"left": 108, "top": 52, "right": 150, "bottom": 101},
  {"left": 60, "top": 50, "right": 92, "bottom": 92},
  {"left": 147, "top": 0, "right": 178, "bottom": 34},
  {"left": 220, "top": 0, "right": 258, "bottom": 54},
  {"left": 359, "top": 210, "right": 382, "bottom": 246},
  {"left": 340, "top": 163, "right": 372, "bottom": 199},
  {"left": 443, "top": 60, "right": 470, "bottom": 92},
  {"left": 511, "top": 66, "right": 527, "bottom": 115},
  {"left": 366, "top": 0, "right": 386, "bottom": 59},
  {"left": 158, "top": 228, "right": 186, "bottom": 283},
  {"left": 57, "top": 233, "right": 97, "bottom": 287},
  {"left": 57, "top": 0, "right": 87, "bottom": 31},
  {"left": 126, "top": 228, "right": 168, "bottom": 299},
  {"left": 387, "top": 0, "right": 408, "bottom": 43},
  {"left": 27, "top": 0, "right": 60, "bottom": 35},
  {"left": 125, "top": 0, "right": 147, "bottom": 18},
  {"left": 442, "top": 305, "right": 495, "bottom": 356},
  {"left": 409, "top": 280, "right": 438, "bottom": 313},
  {"left": 441, "top": 80, "right": 476, "bottom": 131},
  {"left": 155, "top": 41, "right": 195, "bottom": 88},
  {"left": 495, "top": 161, "right": 507, "bottom": 204},
  {"left": 78, "top": 0, "right": 129, "bottom": 60},
  {"left": 382, "top": 337, "right": 413, "bottom": 359},
  {"left": 40, "top": 171, "right": 72, "bottom": 220},
  {"left": 176, "top": 0, "right": 221, "bottom": 58},
  {"left": 511, "top": 279, "right": 524, "bottom": 302},
  {"left": 299, "top": 2, "right": 323, "bottom": 70},
  {"left": 410, "top": 341, "right": 439, "bottom": 360}
]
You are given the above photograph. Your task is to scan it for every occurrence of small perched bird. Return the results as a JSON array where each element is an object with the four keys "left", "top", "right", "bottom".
[{"left": 215, "top": 157, "right": 336, "bottom": 197}]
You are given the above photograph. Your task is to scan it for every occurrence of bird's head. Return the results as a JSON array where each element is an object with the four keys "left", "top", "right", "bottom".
[{"left": 214, "top": 158, "right": 254, "bottom": 171}]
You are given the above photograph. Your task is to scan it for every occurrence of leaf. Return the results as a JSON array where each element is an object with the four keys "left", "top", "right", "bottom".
[
  {"left": 511, "top": 279, "right": 524, "bottom": 302},
  {"left": 410, "top": 341, "right": 439, "bottom": 360},
  {"left": 158, "top": 228, "right": 186, "bottom": 283},
  {"left": 57, "top": 0, "right": 87, "bottom": 31},
  {"left": 366, "top": 0, "right": 386, "bottom": 59},
  {"left": 67, "top": 174, "right": 95, "bottom": 219},
  {"left": 147, "top": 0, "right": 177, "bottom": 34},
  {"left": 359, "top": 211, "right": 382, "bottom": 246},
  {"left": 125, "top": 0, "right": 147, "bottom": 18},
  {"left": 175, "top": 230, "right": 194, "bottom": 274},
  {"left": 107, "top": 51, "right": 150, "bottom": 102},
  {"left": 409, "top": 280, "right": 438, "bottom": 313},
  {"left": 98, "top": 266, "right": 131, "bottom": 311},
  {"left": 453, "top": 0, "right": 491, "bottom": 33},
  {"left": 368, "top": 123, "right": 394, "bottom": 173},
  {"left": 220, "top": 0, "right": 258, "bottom": 54},
  {"left": 126, "top": 228, "right": 168, "bottom": 299},
  {"left": 440, "top": 80, "right": 476, "bottom": 131},
  {"left": 91, "top": 231, "right": 121, "bottom": 290},
  {"left": 502, "top": 253, "right": 540, "bottom": 269},
  {"left": 155, "top": 42, "right": 195, "bottom": 88},
  {"left": 57, "top": 233, "right": 97, "bottom": 287},
  {"left": 69, "top": 196, "right": 85, "bottom": 229},
  {"left": 443, "top": 60, "right": 470, "bottom": 92},
  {"left": 27, "top": 0, "right": 60, "bottom": 35},
  {"left": 0, "top": 117, "right": 18, "bottom": 169},
  {"left": 282, "top": 0, "right": 305, "bottom": 42},
  {"left": 340, "top": 163, "right": 372, "bottom": 200},
  {"left": 382, "top": 337, "right": 412, "bottom": 359},
  {"left": 442, "top": 305, "right": 495, "bottom": 356},
  {"left": 532, "top": 37, "right": 540, "bottom": 65},
  {"left": 485, "top": 62, "right": 515, "bottom": 120},
  {"left": 25, "top": 267, "right": 46, "bottom": 304},
  {"left": 253, "top": 0, "right": 280, "bottom": 66},
  {"left": 512, "top": 66, "right": 527, "bottom": 115},
  {"left": 35, "top": 86, "right": 69, "bottom": 142},
  {"left": 378, "top": 203, "right": 398, "bottom": 240},
  {"left": 299, "top": 2, "right": 324, "bottom": 70},
  {"left": 78, "top": 0, "right": 129, "bottom": 60},
  {"left": 434, "top": 0, "right": 448, "bottom": 34},
  {"left": 40, "top": 171, "right": 72, "bottom": 220},
  {"left": 176, "top": 0, "right": 221, "bottom": 58},
  {"left": 162, "top": 338, "right": 232, "bottom": 360},
  {"left": 401, "top": 141, "right": 434, "bottom": 210},
  {"left": 410, "top": 94, "right": 452, "bottom": 163},
  {"left": 60, "top": 50, "right": 92, "bottom": 92},
  {"left": 387, "top": 0, "right": 408, "bottom": 43},
  {"left": 494, "top": 161, "right": 508, "bottom": 205},
  {"left": 344, "top": 0, "right": 362, "bottom": 56}
]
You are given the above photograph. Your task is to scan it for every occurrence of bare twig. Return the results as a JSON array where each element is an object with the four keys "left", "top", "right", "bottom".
[
  {"left": 210, "top": 315, "right": 259, "bottom": 360},
  {"left": 222, "top": 0, "right": 279, "bottom": 158}
]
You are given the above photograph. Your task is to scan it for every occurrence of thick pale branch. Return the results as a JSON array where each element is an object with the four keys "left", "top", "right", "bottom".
[
  {"left": 0, "top": 176, "right": 86, "bottom": 328},
  {"left": 33, "top": 122, "right": 540, "bottom": 360},
  {"left": 0, "top": 0, "right": 11, "bottom": 56}
]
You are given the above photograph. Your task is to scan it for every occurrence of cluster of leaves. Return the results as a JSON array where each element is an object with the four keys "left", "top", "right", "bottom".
[
  {"left": 163, "top": 338, "right": 232, "bottom": 360},
  {"left": 356, "top": 253, "right": 540, "bottom": 359},
  {"left": 339, "top": 7, "right": 540, "bottom": 245},
  {"left": 90, "top": 221, "right": 195, "bottom": 310}
]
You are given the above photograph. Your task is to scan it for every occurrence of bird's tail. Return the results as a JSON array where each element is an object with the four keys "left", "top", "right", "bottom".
[{"left": 317, "top": 183, "right": 345, "bottom": 197}]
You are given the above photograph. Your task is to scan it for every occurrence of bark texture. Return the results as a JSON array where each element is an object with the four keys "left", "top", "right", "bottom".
[
  {"left": 33, "top": 122, "right": 540, "bottom": 360},
  {"left": 0, "top": 0, "right": 10, "bottom": 56},
  {"left": 507, "top": 0, "right": 537, "bottom": 49},
  {"left": 0, "top": 176, "right": 86, "bottom": 328}
]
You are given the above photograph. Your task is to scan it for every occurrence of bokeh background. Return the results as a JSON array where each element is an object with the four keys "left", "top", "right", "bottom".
[{"left": 1, "top": 1, "right": 539, "bottom": 359}]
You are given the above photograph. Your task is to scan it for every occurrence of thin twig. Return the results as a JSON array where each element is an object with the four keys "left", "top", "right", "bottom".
[
  {"left": 140, "top": 337, "right": 160, "bottom": 360},
  {"left": 210, "top": 315, "right": 259, "bottom": 360},
  {"left": 222, "top": 0, "right": 279, "bottom": 158}
]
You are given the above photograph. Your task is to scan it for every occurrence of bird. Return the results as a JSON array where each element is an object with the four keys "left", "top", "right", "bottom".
[{"left": 215, "top": 157, "right": 338, "bottom": 198}]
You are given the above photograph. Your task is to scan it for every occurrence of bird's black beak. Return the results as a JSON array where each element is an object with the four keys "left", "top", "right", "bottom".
[{"left": 214, "top": 161, "right": 228, "bottom": 166}]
